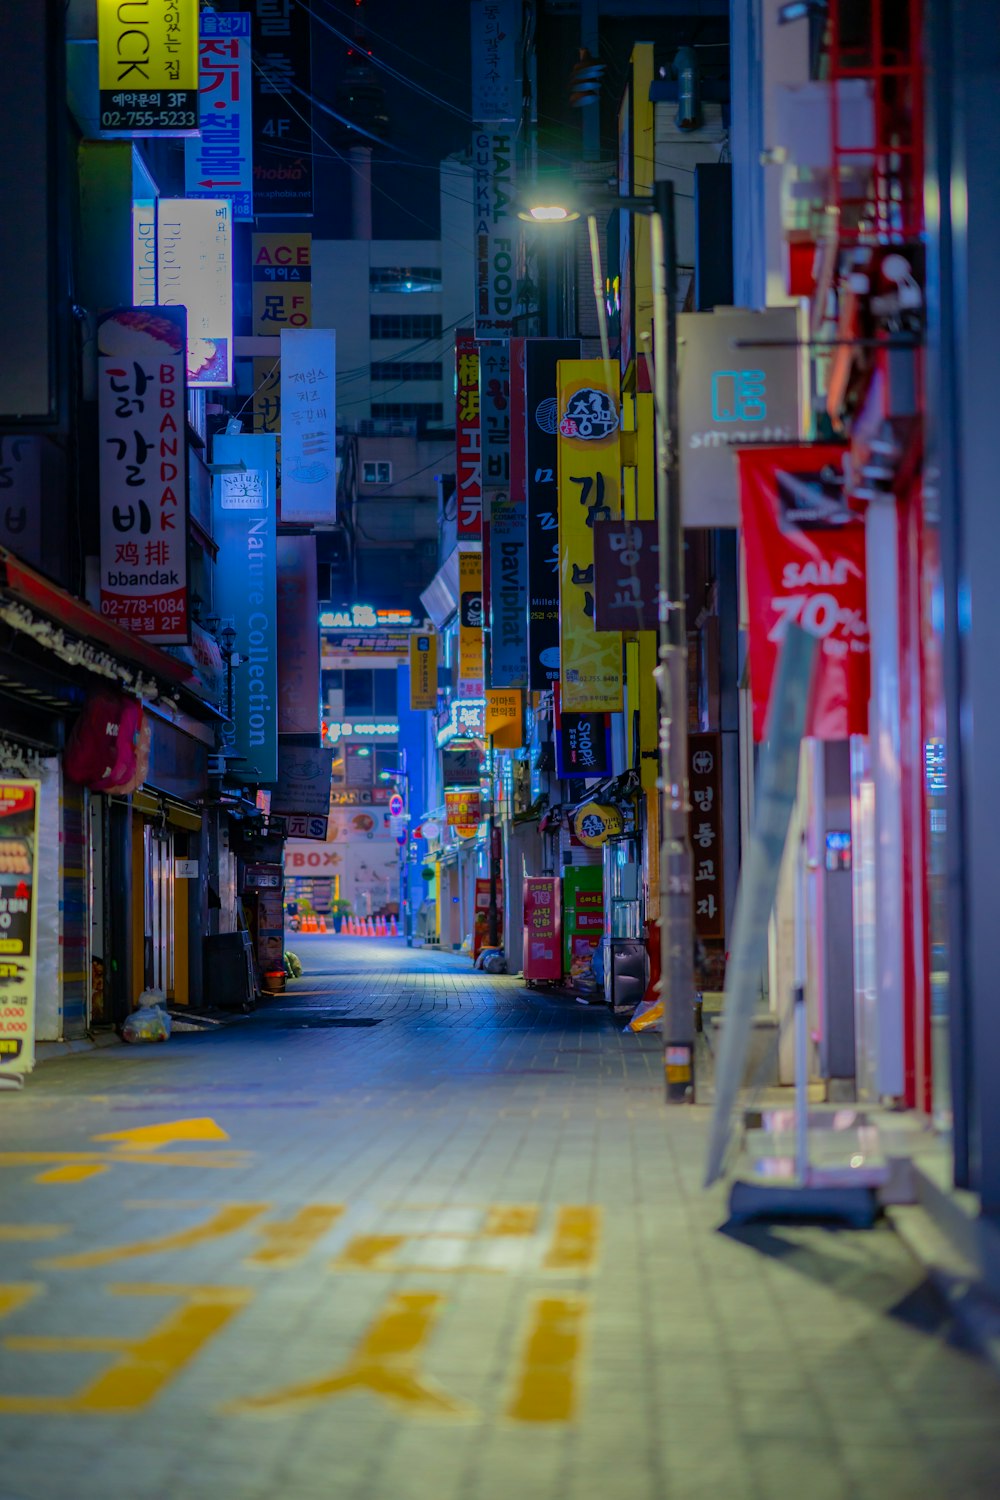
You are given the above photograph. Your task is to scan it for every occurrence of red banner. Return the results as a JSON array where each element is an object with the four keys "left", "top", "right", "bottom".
[{"left": 738, "top": 446, "right": 870, "bottom": 741}]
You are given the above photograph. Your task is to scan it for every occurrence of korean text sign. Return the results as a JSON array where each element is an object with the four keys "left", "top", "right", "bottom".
[
  {"left": 458, "top": 551, "right": 484, "bottom": 698},
  {"left": 688, "top": 734, "right": 725, "bottom": 938},
  {"left": 525, "top": 339, "right": 579, "bottom": 687},
  {"left": 251, "top": 0, "right": 313, "bottom": 216},
  {"left": 280, "top": 329, "right": 336, "bottom": 524},
  {"left": 212, "top": 434, "right": 279, "bottom": 783},
  {"left": 455, "top": 333, "right": 482, "bottom": 538},
  {"left": 156, "top": 199, "right": 234, "bottom": 387},
  {"left": 556, "top": 361, "right": 623, "bottom": 712},
  {"left": 471, "top": 0, "right": 519, "bottom": 122},
  {"left": 184, "top": 11, "right": 253, "bottom": 220},
  {"left": 98, "top": 0, "right": 199, "bottom": 135},
  {"left": 0, "top": 780, "right": 40, "bottom": 1076},
  {"left": 738, "top": 445, "right": 870, "bottom": 741},
  {"left": 98, "top": 306, "right": 189, "bottom": 643},
  {"left": 409, "top": 633, "right": 438, "bottom": 711},
  {"left": 593, "top": 519, "right": 659, "bottom": 632},
  {"left": 253, "top": 233, "right": 312, "bottom": 333}
]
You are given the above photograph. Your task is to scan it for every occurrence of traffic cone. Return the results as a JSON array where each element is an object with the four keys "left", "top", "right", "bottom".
[
  {"left": 377, "top": 916, "right": 386, "bottom": 936},
  {"left": 318, "top": 915, "right": 327, "bottom": 933},
  {"left": 390, "top": 915, "right": 398, "bottom": 937},
  {"left": 347, "top": 916, "right": 355, "bottom": 935},
  {"left": 367, "top": 917, "right": 376, "bottom": 937}
]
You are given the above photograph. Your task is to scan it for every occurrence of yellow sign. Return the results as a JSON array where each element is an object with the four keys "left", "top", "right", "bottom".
[
  {"left": 409, "top": 632, "right": 439, "bottom": 711},
  {"left": 98, "top": 0, "right": 199, "bottom": 135},
  {"left": 557, "top": 361, "right": 623, "bottom": 712},
  {"left": 457, "top": 550, "right": 484, "bottom": 696},
  {"left": 0, "top": 780, "right": 40, "bottom": 1076},
  {"left": 485, "top": 689, "right": 523, "bottom": 748},
  {"left": 252, "top": 233, "right": 312, "bottom": 334},
  {"left": 572, "top": 802, "right": 623, "bottom": 848}
]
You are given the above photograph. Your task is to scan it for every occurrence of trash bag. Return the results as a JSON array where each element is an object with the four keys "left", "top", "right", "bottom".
[
  {"left": 122, "top": 991, "right": 172, "bottom": 1044},
  {"left": 626, "top": 997, "right": 662, "bottom": 1033},
  {"left": 482, "top": 950, "right": 507, "bottom": 974},
  {"left": 284, "top": 950, "right": 303, "bottom": 979}
]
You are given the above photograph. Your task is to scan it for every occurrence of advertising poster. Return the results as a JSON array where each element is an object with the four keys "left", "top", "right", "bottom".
[
  {"left": 556, "top": 360, "right": 623, "bottom": 712},
  {"left": 184, "top": 12, "right": 253, "bottom": 220},
  {"left": 0, "top": 780, "right": 40, "bottom": 1076},
  {"left": 738, "top": 445, "right": 869, "bottom": 741},
  {"left": 409, "top": 632, "right": 438, "bottom": 711},
  {"left": 276, "top": 536, "right": 319, "bottom": 734},
  {"left": 455, "top": 333, "right": 482, "bottom": 538},
  {"left": 525, "top": 339, "right": 579, "bottom": 688},
  {"left": 212, "top": 434, "right": 279, "bottom": 783},
  {"left": 279, "top": 329, "right": 336, "bottom": 523},
  {"left": 156, "top": 199, "right": 233, "bottom": 387},
  {"left": 446, "top": 789, "right": 482, "bottom": 827},
  {"left": 523, "top": 876, "right": 561, "bottom": 982},
  {"left": 251, "top": 0, "right": 313, "bottom": 216},
  {"left": 473, "top": 131, "right": 515, "bottom": 338},
  {"left": 252, "top": 233, "right": 312, "bottom": 334},
  {"left": 98, "top": 306, "right": 189, "bottom": 643},
  {"left": 98, "top": 0, "right": 199, "bottom": 136},
  {"left": 458, "top": 550, "right": 484, "bottom": 698},
  {"left": 271, "top": 746, "right": 334, "bottom": 819}
]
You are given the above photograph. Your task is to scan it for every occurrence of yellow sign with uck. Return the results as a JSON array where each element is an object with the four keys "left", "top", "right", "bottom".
[{"left": 98, "top": 0, "right": 199, "bottom": 136}]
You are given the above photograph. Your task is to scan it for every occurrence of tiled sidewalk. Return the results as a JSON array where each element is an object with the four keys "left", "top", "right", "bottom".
[{"left": 1, "top": 936, "right": 999, "bottom": 1500}]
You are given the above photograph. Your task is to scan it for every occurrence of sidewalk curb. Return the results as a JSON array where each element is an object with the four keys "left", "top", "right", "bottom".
[
  {"left": 35, "top": 1032, "right": 123, "bottom": 1064},
  {"left": 886, "top": 1202, "right": 1000, "bottom": 1378}
]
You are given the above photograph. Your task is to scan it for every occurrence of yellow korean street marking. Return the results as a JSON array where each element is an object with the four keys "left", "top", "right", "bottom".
[
  {"left": 0, "top": 1284, "right": 251, "bottom": 1413},
  {"left": 35, "top": 1165, "right": 108, "bottom": 1185},
  {"left": 92, "top": 1118, "right": 230, "bottom": 1151},
  {"left": 0, "top": 1226, "right": 70, "bottom": 1242},
  {"left": 506, "top": 1295, "right": 588, "bottom": 1424},
  {"left": 224, "top": 1292, "right": 473, "bottom": 1419},
  {"left": 41, "top": 1205, "right": 268, "bottom": 1270},
  {"left": 0, "top": 1285, "right": 42, "bottom": 1319},
  {"left": 245, "top": 1205, "right": 346, "bottom": 1267},
  {"left": 543, "top": 1206, "right": 602, "bottom": 1271},
  {"left": 483, "top": 1205, "right": 540, "bottom": 1236},
  {"left": 0, "top": 1151, "right": 249, "bottom": 1179},
  {"left": 332, "top": 1233, "right": 407, "bottom": 1271}
]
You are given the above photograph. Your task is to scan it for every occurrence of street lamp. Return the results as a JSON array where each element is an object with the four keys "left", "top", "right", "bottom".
[
  {"left": 519, "top": 180, "right": 696, "bottom": 1101},
  {"left": 380, "top": 760, "right": 413, "bottom": 946}
]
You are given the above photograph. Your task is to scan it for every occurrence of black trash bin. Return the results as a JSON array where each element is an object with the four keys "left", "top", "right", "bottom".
[{"left": 203, "top": 931, "right": 256, "bottom": 1012}]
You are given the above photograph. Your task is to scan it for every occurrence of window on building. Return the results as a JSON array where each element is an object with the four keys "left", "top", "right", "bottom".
[
  {"left": 342, "top": 669, "right": 398, "bottom": 718},
  {"left": 370, "top": 314, "right": 442, "bottom": 340},
  {"left": 370, "top": 362, "right": 443, "bottom": 383},
  {"left": 370, "top": 403, "right": 444, "bottom": 423},
  {"left": 369, "top": 267, "right": 441, "bottom": 293},
  {"left": 373, "top": 670, "right": 397, "bottom": 716},
  {"left": 361, "top": 461, "right": 392, "bottom": 484}
]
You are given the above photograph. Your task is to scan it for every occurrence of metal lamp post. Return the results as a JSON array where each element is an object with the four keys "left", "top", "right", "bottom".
[{"left": 381, "top": 762, "right": 413, "bottom": 946}]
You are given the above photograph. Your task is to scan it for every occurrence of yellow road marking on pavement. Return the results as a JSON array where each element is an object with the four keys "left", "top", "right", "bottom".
[
  {"left": 35, "top": 1165, "right": 108, "bottom": 1185},
  {"left": 0, "top": 1284, "right": 251, "bottom": 1413},
  {"left": 483, "top": 1205, "right": 540, "bottom": 1236},
  {"left": 246, "top": 1205, "right": 346, "bottom": 1267},
  {"left": 224, "top": 1291, "right": 473, "bottom": 1419},
  {"left": 0, "top": 1226, "right": 70, "bottom": 1242},
  {"left": 543, "top": 1206, "right": 602, "bottom": 1271},
  {"left": 0, "top": 1285, "right": 42, "bottom": 1319},
  {"left": 41, "top": 1205, "right": 268, "bottom": 1270},
  {"left": 506, "top": 1295, "right": 588, "bottom": 1423},
  {"left": 93, "top": 1117, "right": 230, "bottom": 1151},
  {"left": 0, "top": 1150, "right": 249, "bottom": 1174},
  {"left": 332, "top": 1233, "right": 407, "bottom": 1271}
]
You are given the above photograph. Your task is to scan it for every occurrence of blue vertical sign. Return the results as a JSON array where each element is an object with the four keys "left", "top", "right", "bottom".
[
  {"left": 184, "top": 12, "right": 254, "bottom": 221},
  {"left": 212, "top": 434, "right": 278, "bottom": 784}
]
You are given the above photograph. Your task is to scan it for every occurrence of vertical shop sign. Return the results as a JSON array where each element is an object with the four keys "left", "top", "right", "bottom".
[
  {"left": 0, "top": 779, "right": 40, "bottom": 1077},
  {"left": 523, "top": 876, "right": 561, "bottom": 981},
  {"left": 473, "top": 131, "right": 515, "bottom": 338},
  {"left": 688, "top": 733, "right": 724, "bottom": 938},
  {"left": 270, "top": 745, "right": 334, "bottom": 818},
  {"left": 212, "top": 433, "right": 278, "bottom": 783},
  {"left": 455, "top": 332, "right": 482, "bottom": 538},
  {"left": 446, "top": 789, "right": 482, "bottom": 827},
  {"left": 184, "top": 11, "right": 254, "bottom": 220},
  {"left": 525, "top": 339, "right": 579, "bottom": 687},
  {"left": 276, "top": 535, "right": 319, "bottom": 734},
  {"left": 485, "top": 688, "right": 523, "bottom": 749},
  {"left": 253, "top": 355, "right": 281, "bottom": 436},
  {"left": 251, "top": 0, "right": 313, "bottom": 216},
  {"left": 458, "top": 550, "right": 484, "bottom": 699},
  {"left": 738, "top": 445, "right": 870, "bottom": 741},
  {"left": 471, "top": 0, "right": 519, "bottom": 122},
  {"left": 480, "top": 341, "right": 523, "bottom": 686},
  {"left": 555, "top": 686, "right": 611, "bottom": 779},
  {"left": 156, "top": 199, "right": 233, "bottom": 387},
  {"left": 592, "top": 519, "right": 659, "bottom": 631},
  {"left": 556, "top": 360, "right": 623, "bottom": 712},
  {"left": 253, "top": 232, "right": 312, "bottom": 333},
  {"left": 98, "top": 0, "right": 199, "bottom": 136},
  {"left": 409, "top": 632, "right": 438, "bottom": 711},
  {"left": 98, "top": 306, "right": 189, "bottom": 643},
  {"left": 132, "top": 200, "right": 158, "bottom": 304},
  {"left": 279, "top": 328, "right": 336, "bottom": 524},
  {"left": 0, "top": 436, "right": 42, "bottom": 566}
]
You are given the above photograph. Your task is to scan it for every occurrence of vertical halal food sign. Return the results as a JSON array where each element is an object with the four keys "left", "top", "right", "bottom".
[
  {"left": 98, "top": 0, "right": 200, "bottom": 135},
  {"left": 98, "top": 307, "right": 189, "bottom": 643}
]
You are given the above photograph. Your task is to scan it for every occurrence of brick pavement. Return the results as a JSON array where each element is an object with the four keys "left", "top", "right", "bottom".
[{"left": 0, "top": 936, "right": 999, "bottom": 1500}]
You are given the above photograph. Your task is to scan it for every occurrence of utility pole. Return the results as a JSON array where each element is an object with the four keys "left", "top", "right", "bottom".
[
  {"left": 487, "top": 732, "right": 500, "bottom": 947},
  {"left": 651, "top": 180, "right": 697, "bottom": 1102}
]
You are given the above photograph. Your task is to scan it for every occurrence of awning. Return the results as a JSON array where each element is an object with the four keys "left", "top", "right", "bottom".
[
  {"left": 0, "top": 545, "right": 202, "bottom": 709},
  {"left": 420, "top": 548, "right": 461, "bottom": 630}
]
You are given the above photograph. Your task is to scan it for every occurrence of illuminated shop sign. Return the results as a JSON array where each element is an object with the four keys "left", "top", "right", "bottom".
[
  {"left": 319, "top": 606, "right": 414, "bottom": 629},
  {"left": 98, "top": 0, "right": 199, "bottom": 136},
  {"left": 436, "top": 698, "right": 487, "bottom": 748},
  {"left": 132, "top": 198, "right": 234, "bottom": 386},
  {"left": 323, "top": 721, "right": 398, "bottom": 745}
]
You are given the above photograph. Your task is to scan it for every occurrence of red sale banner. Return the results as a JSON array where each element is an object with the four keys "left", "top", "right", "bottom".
[{"left": 738, "top": 445, "right": 870, "bottom": 741}]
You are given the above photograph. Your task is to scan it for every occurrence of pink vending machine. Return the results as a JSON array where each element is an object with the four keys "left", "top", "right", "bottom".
[{"left": 523, "top": 876, "right": 562, "bottom": 984}]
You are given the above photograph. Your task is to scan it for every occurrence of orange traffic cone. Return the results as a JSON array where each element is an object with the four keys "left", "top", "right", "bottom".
[
  {"left": 367, "top": 917, "right": 376, "bottom": 937},
  {"left": 390, "top": 915, "right": 398, "bottom": 937},
  {"left": 377, "top": 916, "right": 385, "bottom": 936},
  {"left": 318, "top": 915, "right": 327, "bottom": 933},
  {"left": 347, "top": 916, "right": 354, "bottom": 935}
]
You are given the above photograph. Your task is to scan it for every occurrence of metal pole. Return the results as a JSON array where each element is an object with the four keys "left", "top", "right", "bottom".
[
  {"left": 487, "top": 733, "right": 499, "bottom": 947},
  {"left": 404, "top": 771, "right": 413, "bottom": 947},
  {"left": 651, "top": 180, "right": 696, "bottom": 1103}
]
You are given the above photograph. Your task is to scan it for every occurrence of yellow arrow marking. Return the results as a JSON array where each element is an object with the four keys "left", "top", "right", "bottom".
[
  {"left": 0, "top": 1285, "right": 42, "bottom": 1319},
  {"left": 0, "top": 1151, "right": 248, "bottom": 1173},
  {"left": 246, "top": 1205, "right": 346, "bottom": 1267},
  {"left": 92, "top": 1118, "right": 230, "bottom": 1151},
  {"left": 0, "top": 1226, "right": 70, "bottom": 1242},
  {"left": 36, "top": 1165, "right": 108, "bottom": 1185},
  {"left": 42, "top": 1205, "right": 268, "bottom": 1270},
  {"left": 543, "top": 1206, "right": 602, "bottom": 1271},
  {"left": 224, "top": 1291, "right": 473, "bottom": 1418},
  {"left": 506, "top": 1295, "right": 588, "bottom": 1423}
]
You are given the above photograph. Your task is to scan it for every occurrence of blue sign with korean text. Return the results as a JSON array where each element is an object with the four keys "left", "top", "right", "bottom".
[
  {"left": 212, "top": 433, "right": 278, "bottom": 784},
  {"left": 185, "top": 13, "right": 254, "bottom": 221}
]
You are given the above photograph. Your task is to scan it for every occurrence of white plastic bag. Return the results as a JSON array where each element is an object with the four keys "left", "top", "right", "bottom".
[{"left": 122, "top": 990, "right": 172, "bottom": 1044}]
